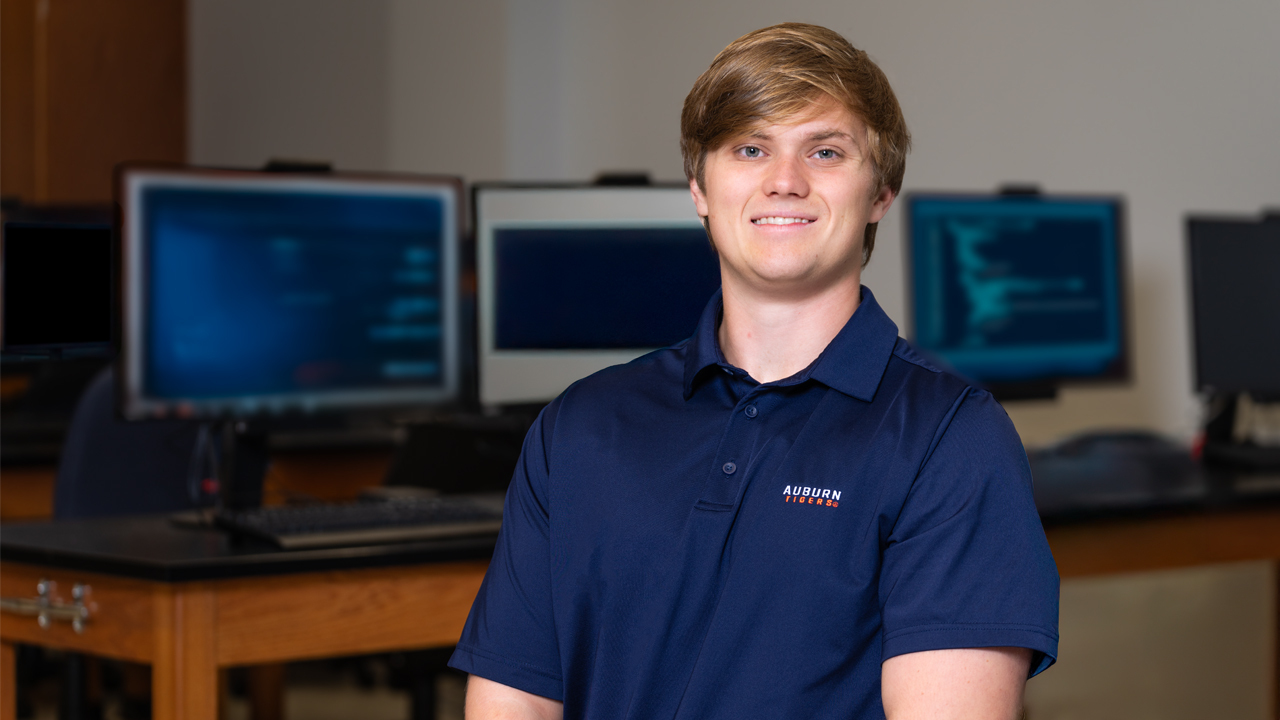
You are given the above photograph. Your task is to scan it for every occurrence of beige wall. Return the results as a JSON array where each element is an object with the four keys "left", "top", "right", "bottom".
[
  {"left": 189, "top": 4, "right": 1279, "bottom": 716},
  {"left": 386, "top": 0, "right": 506, "bottom": 183},
  {"left": 1026, "top": 561, "right": 1273, "bottom": 720},
  {"left": 189, "top": 0, "right": 391, "bottom": 170},
  {"left": 190, "top": 0, "right": 1280, "bottom": 446},
  {"left": 491, "top": 0, "right": 1280, "bottom": 447}
]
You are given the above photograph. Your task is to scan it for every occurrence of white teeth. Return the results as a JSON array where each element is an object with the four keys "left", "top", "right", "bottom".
[{"left": 753, "top": 216, "right": 812, "bottom": 225}]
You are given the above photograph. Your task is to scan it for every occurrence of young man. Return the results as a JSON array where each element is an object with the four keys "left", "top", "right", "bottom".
[{"left": 450, "top": 23, "right": 1059, "bottom": 719}]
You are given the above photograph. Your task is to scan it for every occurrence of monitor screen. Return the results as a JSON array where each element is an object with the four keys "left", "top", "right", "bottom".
[
  {"left": 2, "top": 214, "right": 113, "bottom": 359},
  {"left": 1188, "top": 214, "right": 1280, "bottom": 398},
  {"left": 119, "top": 167, "right": 462, "bottom": 420},
  {"left": 904, "top": 193, "right": 1128, "bottom": 392},
  {"left": 476, "top": 185, "right": 720, "bottom": 406}
]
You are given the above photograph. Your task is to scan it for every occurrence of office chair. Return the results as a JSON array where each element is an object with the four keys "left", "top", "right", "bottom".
[
  {"left": 54, "top": 365, "right": 207, "bottom": 520},
  {"left": 52, "top": 365, "right": 286, "bottom": 720},
  {"left": 53, "top": 367, "right": 453, "bottom": 720}
]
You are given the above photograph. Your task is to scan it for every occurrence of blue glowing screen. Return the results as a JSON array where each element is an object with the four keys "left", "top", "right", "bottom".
[
  {"left": 143, "top": 187, "right": 449, "bottom": 405},
  {"left": 908, "top": 195, "right": 1125, "bottom": 384},
  {"left": 494, "top": 227, "right": 720, "bottom": 349}
]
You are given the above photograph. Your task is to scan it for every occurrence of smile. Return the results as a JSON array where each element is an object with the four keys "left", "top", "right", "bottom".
[{"left": 752, "top": 217, "right": 813, "bottom": 225}]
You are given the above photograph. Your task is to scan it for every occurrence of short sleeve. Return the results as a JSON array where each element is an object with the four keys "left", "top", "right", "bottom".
[
  {"left": 448, "top": 401, "right": 565, "bottom": 700},
  {"left": 879, "top": 389, "right": 1060, "bottom": 676}
]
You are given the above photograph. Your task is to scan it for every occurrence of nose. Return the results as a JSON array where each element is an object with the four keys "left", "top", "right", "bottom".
[{"left": 763, "top": 154, "right": 809, "bottom": 198}]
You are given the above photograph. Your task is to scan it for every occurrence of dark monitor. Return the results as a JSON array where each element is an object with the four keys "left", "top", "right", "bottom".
[
  {"left": 2, "top": 209, "right": 113, "bottom": 360},
  {"left": 1188, "top": 213, "right": 1280, "bottom": 399},
  {"left": 475, "top": 184, "right": 720, "bottom": 406},
  {"left": 904, "top": 192, "right": 1129, "bottom": 398},
  {"left": 118, "top": 167, "right": 463, "bottom": 421}
]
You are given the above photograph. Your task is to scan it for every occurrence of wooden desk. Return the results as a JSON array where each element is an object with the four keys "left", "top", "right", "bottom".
[
  {"left": 1044, "top": 502, "right": 1280, "bottom": 718},
  {"left": 1046, "top": 503, "right": 1280, "bottom": 579},
  {"left": 7, "top": 501, "right": 1280, "bottom": 719},
  {"left": 0, "top": 516, "right": 494, "bottom": 720}
]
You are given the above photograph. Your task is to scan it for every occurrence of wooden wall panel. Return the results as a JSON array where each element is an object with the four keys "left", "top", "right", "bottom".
[
  {"left": 0, "top": 465, "right": 56, "bottom": 520},
  {"left": 1, "top": 0, "right": 38, "bottom": 200},
  {"left": 41, "top": 0, "right": 186, "bottom": 202},
  {"left": 0, "top": 641, "right": 15, "bottom": 720},
  {"left": 1, "top": 0, "right": 186, "bottom": 204}
]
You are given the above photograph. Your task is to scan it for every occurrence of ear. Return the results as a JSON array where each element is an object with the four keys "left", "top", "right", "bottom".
[
  {"left": 690, "top": 177, "right": 710, "bottom": 218},
  {"left": 868, "top": 185, "right": 896, "bottom": 224}
]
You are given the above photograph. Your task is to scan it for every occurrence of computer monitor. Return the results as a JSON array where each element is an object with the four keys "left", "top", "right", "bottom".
[
  {"left": 1187, "top": 213, "right": 1280, "bottom": 399},
  {"left": 904, "top": 192, "right": 1129, "bottom": 398},
  {"left": 475, "top": 184, "right": 721, "bottom": 407},
  {"left": 2, "top": 208, "right": 113, "bottom": 360},
  {"left": 118, "top": 167, "right": 463, "bottom": 421}
]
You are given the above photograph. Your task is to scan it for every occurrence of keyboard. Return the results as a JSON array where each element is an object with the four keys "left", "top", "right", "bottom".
[
  {"left": 1028, "top": 431, "right": 1206, "bottom": 517},
  {"left": 214, "top": 494, "right": 504, "bottom": 549}
]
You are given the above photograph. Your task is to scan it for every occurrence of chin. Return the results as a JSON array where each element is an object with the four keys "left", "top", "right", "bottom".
[
  {"left": 745, "top": 261, "right": 859, "bottom": 296},
  {"left": 743, "top": 255, "right": 820, "bottom": 284},
  {"left": 744, "top": 268, "right": 825, "bottom": 293}
]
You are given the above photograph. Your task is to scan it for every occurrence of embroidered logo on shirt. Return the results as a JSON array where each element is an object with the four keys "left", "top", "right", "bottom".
[{"left": 782, "top": 485, "right": 840, "bottom": 508}]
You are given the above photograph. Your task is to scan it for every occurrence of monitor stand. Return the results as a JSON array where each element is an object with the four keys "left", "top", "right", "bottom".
[
  {"left": 169, "top": 421, "right": 269, "bottom": 527},
  {"left": 217, "top": 421, "right": 269, "bottom": 510},
  {"left": 1200, "top": 392, "right": 1280, "bottom": 472}
]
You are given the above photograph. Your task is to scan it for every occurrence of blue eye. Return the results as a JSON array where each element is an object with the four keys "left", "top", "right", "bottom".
[
  {"left": 741, "top": 146, "right": 761, "bottom": 158},
  {"left": 816, "top": 149, "right": 838, "bottom": 160}
]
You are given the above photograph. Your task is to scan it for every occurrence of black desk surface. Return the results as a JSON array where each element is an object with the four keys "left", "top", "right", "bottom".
[
  {"left": 1033, "top": 459, "right": 1280, "bottom": 525},
  {"left": 0, "top": 514, "right": 498, "bottom": 583},
  {"left": 4, "top": 461, "right": 1278, "bottom": 584}
]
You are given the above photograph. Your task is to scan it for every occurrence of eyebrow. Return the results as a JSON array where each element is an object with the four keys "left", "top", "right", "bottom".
[
  {"left": 745, "top": 128, "right": 856, "bottom": 143},
  {"left": 808, "top": 130, "right": 855, "bottom": 143}
]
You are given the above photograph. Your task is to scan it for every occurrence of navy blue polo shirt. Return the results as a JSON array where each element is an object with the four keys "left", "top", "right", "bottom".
[{"left": 449, "top": 287, "right": 1059, "bottom": 719}]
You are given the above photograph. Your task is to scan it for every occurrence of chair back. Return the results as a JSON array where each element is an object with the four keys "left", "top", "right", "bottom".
[{"left": 54, "top": 366, "right": 207, "bottom": 520}]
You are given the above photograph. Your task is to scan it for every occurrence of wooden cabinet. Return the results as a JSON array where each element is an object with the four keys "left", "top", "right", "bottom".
[
  {"left": 1, "top": 0, "right": 185, "bottom": 204},
  {"left": 1, "top": 558, "right": 489, "bottom": 720}
]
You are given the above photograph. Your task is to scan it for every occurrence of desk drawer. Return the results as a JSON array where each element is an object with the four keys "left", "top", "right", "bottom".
[
  {"left": 2, "top": 558, "right": 490, "bottom": 668},
  {"left": 0, "top": 561, "right": 156, "bottom": 663},
  {"left": 213, "top": 561, "right": 488, "bottom": 666}
]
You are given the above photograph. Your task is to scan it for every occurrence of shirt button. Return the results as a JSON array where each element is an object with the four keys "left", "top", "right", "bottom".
[
  {"left": 722, "top": 461, "right": 737, "bottom": 475},
  {"left": 744, "top": 405, "right": 758, "bottom": 418}
]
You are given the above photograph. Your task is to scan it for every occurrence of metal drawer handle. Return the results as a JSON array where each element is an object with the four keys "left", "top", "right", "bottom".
[{"left": 0, "top": 579, "right": 93, "bottom": 633}]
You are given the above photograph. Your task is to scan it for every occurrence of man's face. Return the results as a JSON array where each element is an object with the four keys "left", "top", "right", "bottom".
[{"left": 690, "top": 98, "right": 895, "bottom": 301}]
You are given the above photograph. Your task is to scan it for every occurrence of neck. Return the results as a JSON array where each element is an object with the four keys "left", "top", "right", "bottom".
[{"left": 717, "top": 277, "right": 861, "bottom": 384}]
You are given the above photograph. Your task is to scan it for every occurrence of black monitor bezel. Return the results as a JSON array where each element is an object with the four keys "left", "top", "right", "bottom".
[
  {"left": 1186, "top": 212, "right": 1280, "bottom": 400},
  {"left": 901, "top": 190, "right": 1132, "bottom": 399}
]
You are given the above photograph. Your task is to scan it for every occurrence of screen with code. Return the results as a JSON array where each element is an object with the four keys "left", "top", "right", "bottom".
[{"left": 907, "top": 194, "right": 1127, "bottom": 387}]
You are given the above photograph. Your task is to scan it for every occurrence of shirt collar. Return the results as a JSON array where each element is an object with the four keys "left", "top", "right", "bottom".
[
  {"left": 682, "top": 286, "right": 900, "bottom": 402},
  {"left": 682, "top": 288, "right": 727, "bottom": 399}
]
